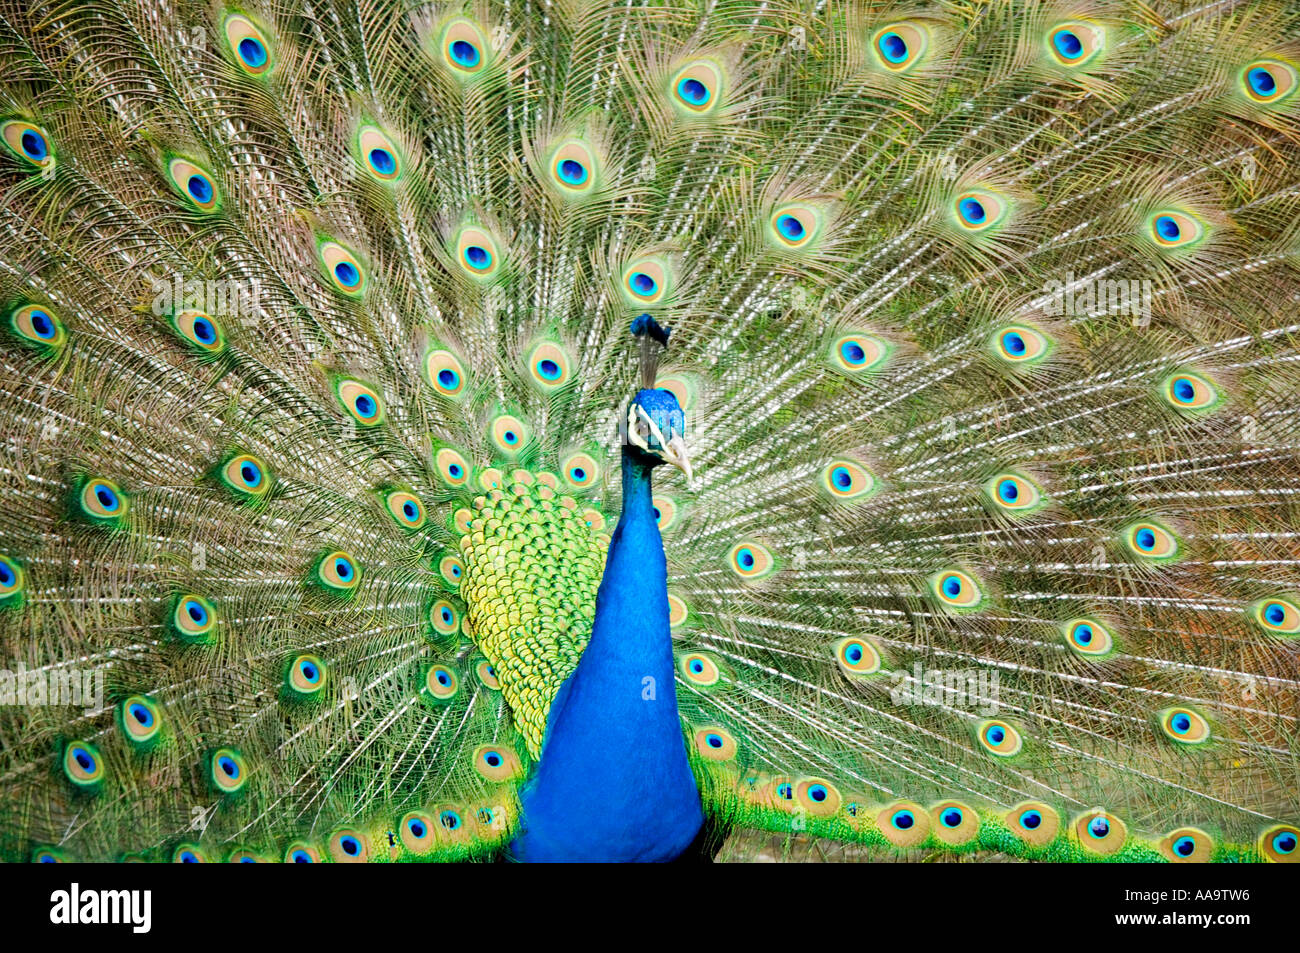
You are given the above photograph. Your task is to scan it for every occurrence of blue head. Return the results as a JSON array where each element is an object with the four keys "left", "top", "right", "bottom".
[{"left": 625, "top": 387, "right": 691, "bottom": 481}]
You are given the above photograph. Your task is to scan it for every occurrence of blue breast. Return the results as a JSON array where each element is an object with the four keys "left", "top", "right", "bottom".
[{"left": 512, "top": 452, "right": 703, "bottom": 861}]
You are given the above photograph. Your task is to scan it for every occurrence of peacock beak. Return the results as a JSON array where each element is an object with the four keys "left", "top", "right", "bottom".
[{"left": 663, "top": 435, "right": 692, "bottom": 484}]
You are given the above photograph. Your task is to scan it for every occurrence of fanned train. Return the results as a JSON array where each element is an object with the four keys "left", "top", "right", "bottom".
[{"left": 0, "top": 0, "right": 1298, "bottom": 862}]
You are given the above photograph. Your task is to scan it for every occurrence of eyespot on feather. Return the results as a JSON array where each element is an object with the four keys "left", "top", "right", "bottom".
[
  {"left": 9, "top": 303, "right": 67, "bottom": 349},
  {"left": 318, "top": 241, "right": 366, "bottom": 297},
  {"left": 334, "top": 379, "right": 384, "bottom": 427},
  {"left": 316, "top": 551, "right": 361, "bottom": 592},
  {"left": 357, "top": 125, "right": 402, "bottom": 181},
  {"left": 209, "top": 747, "right": 248, "bottom": 795},
  {"left": 1005, "top": 801, "right": 1060, "bottom": 848},
  {"left": 727, "top": 540, "right": 775, "bottom": 580},
  {"left": 1046, "top": 21, "right": 1104, "bottom": 67},
  {"left": 1062, "top": 617, "right": 1116, "bottom": 658},
  {"left": 223, "top": 14, "right": 274, "bottom": 76},
  {"left": 1074, "top": 810, "right": 1126, "bottom": 855},
  {"left": 976, "top": 719, "right": 1022, "bottom": 757},
  {"left": 877, "top": 800, "right": 931, "bottom": 848},
  {"left": 1160, "top": 827, "right": 1213, "bottom": 863},
  {"left": 1249, "top": 597, "right": 1300, "bottom": 635},
  {"left": 170, "top": 310, "right": 225, "bottom": 354},
  {"left": 871, "top": 23, "right": 929, "bottom": 72},
  {"left": 834, "top": 636, "right": 882, "bottom": 675},
  {"left": 693, "top": 726, "right": 737, "bottom": 761},
  {"left": 1, "top": 120, "right": 54, "bottom": 169},
  {"left": 930, "top": 569, "right": 985, "bottom": 611},
  {"left": 166, "top": 158, "right": 220, "bottom": 212},
  {"left": 170, "top": 594, "right": 218, "bottom": 643}
]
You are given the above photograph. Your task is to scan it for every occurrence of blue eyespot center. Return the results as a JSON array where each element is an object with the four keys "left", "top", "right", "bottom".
[
  {"left": 1172, "top": 378, "right": 1195, "bottom": 402},
  {"left": 185, "top": 600, "right": 207, "bottom": 625},
  {"left": 402, "top": 501, "right": 417, "bottom": 519},
  {"left": 538, "top": 359, "right": 561, "bottom": 380},
  {"left": 292, "top": 850, "right": 312, "bottom": 862},
  {"left": 238, "top": 37, "right": 267, "bottom": 67},
  {"left": 1173, "top": 836, "right": 1195, "bottom": 857},
  {"left": 300, "top": 661, "right": 318, "bottom": 682},
  {"left": 986, "top": 725, "right": 1005, "bottom": 745},
  {"left": 218, "top": 756, "right": 239, "bottom": 779},
  {"left": 74, "top": 748, "right": 94, "bottom": 771},
  {"left": 1089, "top": 816, "right": 1110, "bottom": 839},
  {"left": 369, "top": 148, "right": 396, "bottom": 175},
  {"left": 441, "top": 608, "right": 452, "bottom": 624},
  {"left": 705, "top": 733, "right": 723, "bottom": 748},
  {"left": 846, "top": 644, "right": 863, "bottom": 663},
  {"left": 630, "top": 272, "right": 657, "bottom": 295},
  {"left": 879, "top": 32, "right": 908, "bottom": 63},
  {"left": 503, "top": 430, "right": 517, "bottom": 444},
  {"left": 943, "top": 575, "right": 962, "bottom": 598},
  {"left": 1134, "top": 528, "right": 1156, "bottom": 551},
  {"left": 464, "top": 245, "right": 489, "bottom": 268},
  {"left": 891, "top": 809, "right": 914, "bottom": 829},
  {"left": 1264, "top": 603, "right": 1286, "bottom": 625},
  {"left": 437, "top": 368, "right": 458, "bottom": 389},
  {"left": 440, "top": 810, "right": 460, "bottom": 830},
  {"left": 738, "top": 549, "right": 755, "bottom": 569},
  {"left": 678, "top": 77, "right": 710, "bottom": 105},
  {"left": 831, "top": 466, "right": 852, "bottom": 490},
  {"left": 998, "top": 479, "right": 1019, "bottom": 502},
  {"left": 941, "top": 808, "right": 963, "bottom": 827},
  {"left": 1249, "top": 67, "right": 1277, "bottom": 96},
  {"left": 436, "top": 670, "right": 450, "bottom": 685},
  {"left": 1274, "top": 832, "right": 1297, "bottom": 854},
  {"left": 334, "top": 261, "right": 359, "bottom": 287},
  {"left": 807, "top": 784, "right": 828, "bottom": 802},
  {"left": 180, "top": 851, "right": 198, "bottom": 863},
  {"left": 776, "top": 214, "right": 805, "bottom": 240},
  {"left": 1155, "top": 215, "right": 1180, "bottom": 241},
  {"left": 408, "top": 818, "right": 426, "bottom": 838},
  {"left": 192, "top": 317, "right": 216, "bottom": 344},
  {"left": 776, "top": 783, "right": 793, "bottom": 800},
  {"left": 959, "top": 197, "right": 987, "bottom": 224},
  {"left": 95, "top": 485, "right": 119, "bottom": 511},
  {"left": 30, "top": 310, "right": 54, "bottom": 338},
  {"left": 187, "top": 174, "right": 213, "bottom": 204},
  {"left": 450, "top": 40, "right": 480, "bottom": 68},
  {"left": 354, "top": 394, "right": 376, "bottom": 418},
  {"left": 1020, "top": 810, "right": 1042, "bottom": 830},
  {"left": 558, "top": 159, "right": 587, "bottom": 185},
  {"left": 1053, "top": 30, "right": 1083, "bottom": 59},
  {"left": 335, "top": 558, "right": 353, "bottom": 581},
  {"left": 1073, "top": 624, "right": 1093, "bottom": 645},
  {"left": 130, "top": 703, "right": 152, "bottom": 727},
  {"left": 21, "top": 130, "right": 47, "bottom": 160},
  {"left": 448, "top": 463, "right": 462, "bottom": 478},
  {"left": 1002, "top": 331, "right": 1026, "bottom": 355},
  {"left": 841, "top": 341, "right": 866, "bottom": 365},
  {"left": 341, "top": 836, "right": 360, "bottom": 855},
  {"left": 1170, "top": 713, "right": 1191, "bottom": 734}
]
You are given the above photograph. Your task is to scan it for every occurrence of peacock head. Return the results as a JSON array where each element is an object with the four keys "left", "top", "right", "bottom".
[{"left": 625, "top": 387, "right": 691, "bottom": 482}]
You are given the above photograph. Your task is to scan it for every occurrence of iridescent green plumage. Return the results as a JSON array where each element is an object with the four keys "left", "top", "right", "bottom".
[{"left": 0, "top": 0, "right": 1298, "bottom": 863}]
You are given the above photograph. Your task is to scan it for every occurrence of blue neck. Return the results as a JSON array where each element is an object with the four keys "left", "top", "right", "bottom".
[{"left": 512, "top": 449, "right": 704, "bottom": 861}]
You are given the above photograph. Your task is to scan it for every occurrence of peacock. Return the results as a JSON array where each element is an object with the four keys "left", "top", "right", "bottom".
[{"left": 1, "top": 0, "right": 1298, "bottom": 865}]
